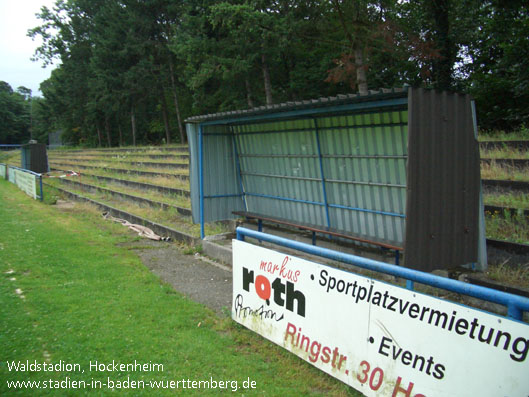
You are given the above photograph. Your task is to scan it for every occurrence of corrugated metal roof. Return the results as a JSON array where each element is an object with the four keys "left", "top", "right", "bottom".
[{"left": 185, "top": 88, "right": 408, "bottom": 124}]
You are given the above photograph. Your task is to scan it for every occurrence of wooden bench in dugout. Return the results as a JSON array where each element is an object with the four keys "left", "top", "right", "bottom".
[{"left": 233, "top": 210, "right": 403, "bottom": 266}]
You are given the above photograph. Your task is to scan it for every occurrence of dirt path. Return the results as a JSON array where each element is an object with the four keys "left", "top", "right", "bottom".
[{"left": 128, "top": 241, "right": 233, "bottom": 316}]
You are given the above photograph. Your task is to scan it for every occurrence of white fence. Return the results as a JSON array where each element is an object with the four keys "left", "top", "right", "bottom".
[{"left": 0, "top": 164, "right": 43, "bottom": 201}]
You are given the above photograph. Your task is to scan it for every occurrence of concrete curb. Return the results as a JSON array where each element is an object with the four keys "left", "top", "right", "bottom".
[
  {"left": 202, "top": 232, "right": 236, "bottom": 267},
  {"left": 202, "top": 240, "right": 233, "bottom": 267}
]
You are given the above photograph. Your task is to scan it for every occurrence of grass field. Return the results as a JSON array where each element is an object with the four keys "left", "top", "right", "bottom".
[{"left": 0, "top": 180, "right": 357, "bottom": 396}]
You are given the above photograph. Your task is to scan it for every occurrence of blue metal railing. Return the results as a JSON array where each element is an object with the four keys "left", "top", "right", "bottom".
[
  {"left": 4, "top": 165, "right": 44, "bottom": 202},
  {"left": 313, "top": 118, "right": 332, "bottom": 229},
  {"left": 236, "top": 227, "right": 529, "bottom": 321},
  {"left": 0, "top": 144, "right": 22, "bottom": 150}
]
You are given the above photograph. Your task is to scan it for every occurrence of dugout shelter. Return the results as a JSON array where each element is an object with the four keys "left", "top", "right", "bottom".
[{"left": 185, "top": 87, "right": 486, "bottom": 272}]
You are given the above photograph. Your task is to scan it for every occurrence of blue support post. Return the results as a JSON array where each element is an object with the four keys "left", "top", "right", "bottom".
[
  {"left": 257, "top": 219, "right": 263, "bottom": 243},
  {"left": 508, "top": 304, "right": 522, "bottom": 320},
  {"left": 313, "top": 118, "right": 331, "bottom": 232},
  {"left": 198, "top": 124, "right": 205, "bottom": 239},
  {"left": 231, "top": 131, "right": 247, "bottom": 211}
]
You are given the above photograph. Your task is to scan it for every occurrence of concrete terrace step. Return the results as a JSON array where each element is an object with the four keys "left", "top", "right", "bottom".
[
  {"left": 481, "top": 158, "right": 529, "bottom": 168},
  {"left": 48, "top": 157, "right": 189, "bottom": 170},
  {"left": 52, "top": 145, "right": 189, "bottom": 154},
  {"left": 50, "top": 163, "right": 189, "bottom": 180},
  {"left": 44, "top": 182, "right": 198, "bottom": 245},
  {"left": 64, "top": 172, "right": 190, "bottom": 197},
  {"left": 56, "top": 178, "right": 192, "bottom": 217},
  {"left": 479, "top": 140, "right": 529, "bottom": 150},
  {"left": 50, "top": 153, "right": 189, "bottom": 161}
]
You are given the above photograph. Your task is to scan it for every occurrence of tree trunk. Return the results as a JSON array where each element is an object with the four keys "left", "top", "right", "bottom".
[
  {"left": 354, "top": 46, "right": 368, "bottom": 94},
  {"left": 105, "top": 116, "right": 112, "bottom": 147},
  {"left": 428, "top": 0, "right": 454, "bottom": 89},
  {"left": 130, "top": 106, "right": 137, "bottom": 147},
  {"left": 160, "top": 89, "right": 171, "bottom": 145},
  {"left": 332, "top": 0, "right": 369, "bottom": 94},
  {"left": 118, "top": 123, "right": 123, "bottom": 147},
  {"left": 245, "top": 78, "right": 254, "bottom": 108},
  {"left": 96, "top": 125, "right": 102, "bottom": 147},
  {"left": 168, "top": 60, "right": 185, "bottom": 143},
  {"left": 261, "top": 53, "right": 273, "bottom": 105}
]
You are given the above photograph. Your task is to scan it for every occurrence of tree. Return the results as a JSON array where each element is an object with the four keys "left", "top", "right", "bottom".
[
  {"left": 26, "top": 0, "right": 529, "bottom": 142},
  {"left": 0, "top": 82, "right": 31, "bottom": 144},
  {"left": 463, "top": 0, "right": 529, "bottom": 130}
]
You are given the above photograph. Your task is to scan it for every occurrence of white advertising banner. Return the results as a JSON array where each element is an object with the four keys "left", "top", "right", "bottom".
[
  {"left": 0, "top": 164, "right": 6, "bottom": 179},
  {"left": 8, "top": 167, "right": 16, "bottom": 183},
  {"left": 232, "top": 240, "right": 529, "bottom": 397},
  {"left": 13, "top": 169, "right": 37, "bottom": 199}
]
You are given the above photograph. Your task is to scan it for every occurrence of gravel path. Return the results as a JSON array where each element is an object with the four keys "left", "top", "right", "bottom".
[{"left": 130, "top": 241, "right": 233, "bottom": 316}]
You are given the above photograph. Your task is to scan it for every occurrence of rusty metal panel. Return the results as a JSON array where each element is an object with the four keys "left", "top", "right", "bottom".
[
  {"left": 404, "top": 88, "right": 481, "bottom": 271},
  {"left": 21, "top": 143, "right": 48, "bottom": 173}
]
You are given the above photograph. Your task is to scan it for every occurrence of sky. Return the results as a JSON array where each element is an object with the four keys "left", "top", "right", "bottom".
[{"left": 0, "top": 0, "right": 58, "bottom": 97}]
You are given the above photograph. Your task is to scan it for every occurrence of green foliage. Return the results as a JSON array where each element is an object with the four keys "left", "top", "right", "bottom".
[
  {"left": 0, "top": 82, "right": 31, "bottom": 144},
  {"left": 464, "top": 1, "right": 529, "bottom": 131},
  {"left": 484, "top": 193, "right": 529, "bottom": 210},
  {"left": 485, "top": 208, "right": 529, "bottom": 244},
  {"left": 479, "top": 125, "right": 529, "bottom": 141},
  {"left": 12, "top": 0, "right": 529, "bottom": 146}
]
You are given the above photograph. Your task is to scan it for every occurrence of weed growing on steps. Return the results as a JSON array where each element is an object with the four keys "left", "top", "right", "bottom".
[
  {"left": 480, "top": 146, "right": 529, "bottom": 159},
  {"left": 481, "top": 161, "right": 529, "bottom": 182},
  {"left": 485, "top": 209, "right": 529, "bottom": 244},
  {"left": 486, "top": 260, "right": 529, "bottom": 289},
  {"left": 484, "top": 192, "right": 529, "bottom": 210},
  {"left": 478, "top": 125, "right": 529, "bottom": 141}
]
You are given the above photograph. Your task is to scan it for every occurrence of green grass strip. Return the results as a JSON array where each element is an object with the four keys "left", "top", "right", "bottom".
[
  {"left": 0, "top": 180, "right": 355, "bottom": 396},
  {"left": 484, "top": 192, "right": 529, "bottom": 210},
  {"left": 485, "top": 210, "right": 529, "bottom": 244}
]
